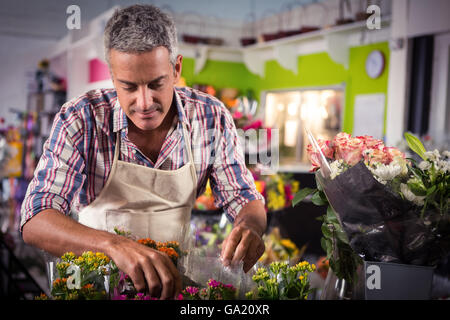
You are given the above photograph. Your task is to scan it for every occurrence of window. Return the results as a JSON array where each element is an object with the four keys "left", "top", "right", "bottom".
[{"left": 262, "top": 87, "right": 344, "bottom": 169}]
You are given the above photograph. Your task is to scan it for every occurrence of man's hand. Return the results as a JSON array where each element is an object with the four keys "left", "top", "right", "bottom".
[
  {"left": 220, "top": 200, "right": 267, "bottom": 273},
  {"left": 22, "top": 209, "right": 181, "bottom": 300},
  {"left": 108, "top": 235, "right": 182, "bottom": 299}
]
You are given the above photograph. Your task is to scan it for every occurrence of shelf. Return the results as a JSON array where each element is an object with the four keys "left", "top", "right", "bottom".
[{"left": 179, "top": 17, "right": 391, "bottom": 77}]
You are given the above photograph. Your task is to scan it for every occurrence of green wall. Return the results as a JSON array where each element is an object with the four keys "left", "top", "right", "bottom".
[{"left": 181, "top": 41, "right": 390, "bottom": 135}]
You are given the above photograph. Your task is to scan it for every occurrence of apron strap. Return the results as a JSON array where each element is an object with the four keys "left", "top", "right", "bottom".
[
  {"left": 181, "top": 122, "right": 198, "bottom": 189},
  {"left": 114, "top": 131, "right": 122, "bottom": 162}
]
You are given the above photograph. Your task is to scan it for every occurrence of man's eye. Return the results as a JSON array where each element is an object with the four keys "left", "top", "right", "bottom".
[
  {"left": 123, "top": 87, "right": 136, "bottom": 92},
  {"left": 149, "top": 82, "right": 163, "bottom": 90}
]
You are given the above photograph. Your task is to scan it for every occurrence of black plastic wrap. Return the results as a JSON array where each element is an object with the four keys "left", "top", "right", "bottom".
[{"left": 316, "top": 161, "right": 450, "bottom": 267}]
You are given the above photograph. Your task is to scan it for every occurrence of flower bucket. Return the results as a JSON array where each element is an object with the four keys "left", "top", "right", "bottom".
[
  {"left": 321, "top": 261, "right": 434, "bottom": 300},
  {"left": 362, "top": 261, "right": 434, "bottom": 300}
]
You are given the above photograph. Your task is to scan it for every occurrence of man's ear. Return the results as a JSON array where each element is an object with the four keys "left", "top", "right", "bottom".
[{"left": 173, "top": 54, "right": 183, "bottom": 82}]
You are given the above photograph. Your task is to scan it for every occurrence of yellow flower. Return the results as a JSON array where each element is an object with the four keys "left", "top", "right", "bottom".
[
  {"left": 280, "top": 239, "right": 297, "bottom": 251},
  {"left": 292, "top": 181, "right": 300, "bottom": 194},
  {"left": 204, "top": 179, "right": 212, "bottom": 197},
  {"left": 299, "top": 275, "right": 304, "bottom": 281},
  {"left": 277, "top": 178, "right": 284, "bottom": 194},
  {"left": 254, "top": 181, "right": 264, "bottom": 194}
]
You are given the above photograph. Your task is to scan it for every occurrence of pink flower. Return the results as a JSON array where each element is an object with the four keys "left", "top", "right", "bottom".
[
  {"left": 357, "top": 135, "right": 384, "bottom": 150},
  {"left": 223, "top": 284, "right": 236, "bottom": 291},
  {"left": 307, "top": 139, "right": 334, "bottom": 171},
  {"left": 242, "top": 119, "right": 263, "bottom": 131},
  {"left": 284, "top": 184, "right": 293, "bottom": 202},
  {"left": 177, "top": 293, "right": 184, "bottom": 300},
  {"left": 333, "top": 133, "right": 363, "bottom": 166},
  {"left": 385, "top": 147, "right": 406, "bottom": 161},
  {"left": 363, "top": 147, "right": 389, "bottom": 165},
  {"left": 232, "top": 111, "right": 243, "bottom": 120},
  {"left": 186, "top": 286, "right": 199, "bottom": 295},
  {"left": 207, "top": 279, "right": 221, "bottom": 288}
]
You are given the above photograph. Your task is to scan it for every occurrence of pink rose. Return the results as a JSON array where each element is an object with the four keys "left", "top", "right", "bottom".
[
  {"left": 358, "top": 135, "right": 385, "bottom": 151},
  {"left": 364, "top": 147, "right": 390, "bottom": 165},
  {"left": 307, "top": 139, "right": 333, "bottom": 171},
  {"left": 385, "top": 147, "right": 406, "bottom": 162},
  {"left": 333, "top": 134, "right": 363, "bottom": 166}
]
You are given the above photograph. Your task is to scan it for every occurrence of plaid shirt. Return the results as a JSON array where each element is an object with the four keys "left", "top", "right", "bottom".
[{"left": 20, "top": 86, "right": 263, "bottom": 231}]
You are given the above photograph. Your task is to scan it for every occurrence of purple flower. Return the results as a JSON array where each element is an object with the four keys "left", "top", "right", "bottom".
[
  {"left": 223, "top": 284, "right": 236, "bottom": 291},
  {"left": 186, "top": 286, "right": 199, "bottom": 295},
  {"left": 207, "top": 279, "right": 221, "bottom": 288}
]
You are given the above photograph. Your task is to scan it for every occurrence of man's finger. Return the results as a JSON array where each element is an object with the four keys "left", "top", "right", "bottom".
[
  {"left": 230, "top": 232, "right": 251, "bottom": 267},
  {"left": 162, "top": 254, "right": 182, "bottom": 299},
  {"left": 243, "top": 240, "right": 265, "bottom": 273},
  {"left": 141, "top": 259, "right": 162, "bottom": 298},
  {"left": 220, "top": 229, "right": 242, "bottom": 266},
  {"left": 129, "top": 266, "right": 147, "bottom": 293}
]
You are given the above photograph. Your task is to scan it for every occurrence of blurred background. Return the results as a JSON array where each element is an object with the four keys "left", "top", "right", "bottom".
[{"left": 0, "top": 0, "right": 449, "bottom": 299}]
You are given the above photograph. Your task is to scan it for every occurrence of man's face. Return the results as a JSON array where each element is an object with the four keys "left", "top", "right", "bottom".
[{"left": 109, "top": 47, "right": 182, "bottom": 132}]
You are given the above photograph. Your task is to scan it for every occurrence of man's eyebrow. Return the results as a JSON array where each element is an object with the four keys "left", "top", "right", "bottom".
[{"left": 117, "top": 75, "right": 168, "bottom": 86}]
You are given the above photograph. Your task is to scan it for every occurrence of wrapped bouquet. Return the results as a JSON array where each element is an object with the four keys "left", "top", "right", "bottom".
[{"left": 293, "top": 131, "right": 450, "bottom": 287}]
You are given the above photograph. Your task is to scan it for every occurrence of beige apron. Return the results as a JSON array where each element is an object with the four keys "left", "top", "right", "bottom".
[{"left": 77, "top": 122, "right": 197, "bottom": 248}]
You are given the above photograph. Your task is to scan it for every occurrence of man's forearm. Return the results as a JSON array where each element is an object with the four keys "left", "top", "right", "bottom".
[
  {"left": 233, "top": 199, "right": 267, "bottom": 236},
  {"left": 22, "top": 209, "right": 119, "bottom": 258}
]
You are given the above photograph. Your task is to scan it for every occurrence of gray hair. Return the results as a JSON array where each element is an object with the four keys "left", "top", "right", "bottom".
[{"left": 104, "top": 4, "right": 178, "bottom": 66}]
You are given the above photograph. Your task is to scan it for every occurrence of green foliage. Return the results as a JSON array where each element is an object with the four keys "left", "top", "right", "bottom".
[
  {"left": 293, "top": 183, "right": 362, "bottom": 283},
  {"left": 404, "top": 132, "right": 427, "bottom": 161},
  {"left": 246, "top": 261, "right": 316, "bottom": 300}
]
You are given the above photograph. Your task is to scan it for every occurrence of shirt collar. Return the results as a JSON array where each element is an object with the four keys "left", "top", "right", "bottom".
[{"left": 112, "top": 88, "right": 189, "bottom": 133}]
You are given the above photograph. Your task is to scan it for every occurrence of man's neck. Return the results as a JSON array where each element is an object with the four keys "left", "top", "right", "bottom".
[{"left": 126, "top": 104, "right": 178, "bottom": 163}]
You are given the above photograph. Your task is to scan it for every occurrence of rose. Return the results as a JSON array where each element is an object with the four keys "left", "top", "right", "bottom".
[
  {"left": 307, "top": 139, "right": 334, "bottom": 171},
  {"left": 385, "top": 147, "right": 406, "bottom": 162},
  {"left": 333, "top": 133, "right": 363, "bottom": 166}
]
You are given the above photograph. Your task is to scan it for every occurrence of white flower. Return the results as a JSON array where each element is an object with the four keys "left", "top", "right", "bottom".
[
  {"left": 424, "top": 149, "right": 441, "bottom": 162},
  {"left": 437, "top": 160, "right": 449, "bottom": 173},
  {"left": 400, "top": 183, "right": 425, "bottom": 206},
  {"left": 443, "top": 150, "right": 450, "bottom": 159},
  {"left": 368, "top": 162, "right": 403, "bottom": 184},
  {"left": 330, "top": 160, "right": 346, "bottom": 180},
  {"left": 418, "top": 160, "right": 432, "bottom": 171}
]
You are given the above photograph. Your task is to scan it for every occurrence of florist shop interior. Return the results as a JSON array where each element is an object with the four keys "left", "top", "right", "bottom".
[{"left": 0, "top": 0, "right": 449, "bottom": 301}]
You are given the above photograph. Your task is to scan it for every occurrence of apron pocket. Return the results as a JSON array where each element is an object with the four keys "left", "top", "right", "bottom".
[{"left": 105, "top": 207, "right": 192, "bottom": 245}]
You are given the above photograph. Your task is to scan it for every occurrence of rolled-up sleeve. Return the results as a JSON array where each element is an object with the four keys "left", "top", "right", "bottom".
[
  {"left": 20, "top": 106, "right": 86, "bottom": 232},
  {"left": 209, "top": 107, "right": 265, "bottom": 222}
]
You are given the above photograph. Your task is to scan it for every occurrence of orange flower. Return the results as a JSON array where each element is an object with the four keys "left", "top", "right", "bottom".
[
  {"left": 158, "top": 247, "right": 178, "bottom": 259},
  {"left": 137, "top": 238, "right": 156, "bottom": 247},
  {"left": 82, "top": 283, "right": 94, "bottom": 290}
]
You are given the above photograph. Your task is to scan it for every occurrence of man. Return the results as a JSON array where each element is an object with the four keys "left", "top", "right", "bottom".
[{"left": 20, "top": 4, "right": 266, "bottom": 300}]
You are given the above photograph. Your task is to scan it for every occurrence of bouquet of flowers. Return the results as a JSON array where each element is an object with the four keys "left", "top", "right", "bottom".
[
  {"left": 293, "top": 131, "right": 450, "bottom": 284},
  {"left": 194, "top": 179, "right": 218, "bottom": 211},
  {"left": 36, "top": 251, "right": 117, "bottom": 300},
  {"left": 251, "top": 169, "right": 300, "bottom": 212},
  {"left": 258, "top": 227, "right": 307, "bottom": 265},
  {"left": 245, "top": 261, "right": 316, "bottom": 300}
]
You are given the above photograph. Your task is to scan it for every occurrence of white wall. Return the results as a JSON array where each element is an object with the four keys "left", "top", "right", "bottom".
[{"left": 0, "top": 35, "right": 57, "bottom": 126}]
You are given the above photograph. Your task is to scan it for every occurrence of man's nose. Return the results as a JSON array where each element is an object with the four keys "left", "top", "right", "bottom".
[{"left": 136, "top": 86, "right": 153, "bottom": 110}]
